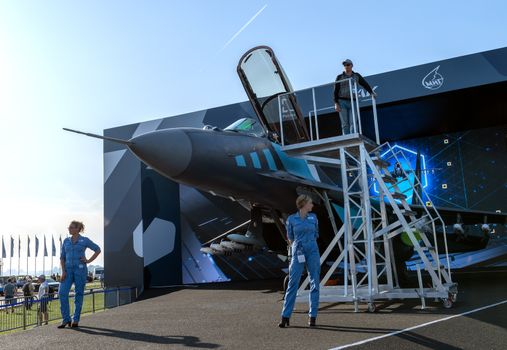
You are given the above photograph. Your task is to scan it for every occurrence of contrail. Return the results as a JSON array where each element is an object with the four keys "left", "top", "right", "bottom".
[
  {"left": 219, "top": 4, "right": 268, "bottom": 52},
  {"left": 198, "top": 4, "right": 267, "bottom": 74}
]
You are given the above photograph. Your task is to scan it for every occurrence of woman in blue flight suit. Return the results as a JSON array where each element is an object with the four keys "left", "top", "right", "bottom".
[
  {"left": 57, "top": 220, "right": 101, "bottom": 328},
  {"left": 279, "top": 195, "right": 321, "bottom": 328}
]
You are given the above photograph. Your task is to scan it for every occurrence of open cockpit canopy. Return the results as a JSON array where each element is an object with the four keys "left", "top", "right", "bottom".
[{"left": 237, "top": 46, "right": 309, "bottom": 145}]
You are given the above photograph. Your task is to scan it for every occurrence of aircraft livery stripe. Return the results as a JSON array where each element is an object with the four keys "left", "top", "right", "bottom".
[
  {"left": 235, "top": 155, "right": 246, "bottom": 167},
  {"left": 255, "top": 149, "right": 270, "bottom": 170},
  {"left": 262, "top": 149, "right": 277, "bottom": 171},
  {"left": 249, "top": 152, "right": 262, "bottom": 169},
  {"left": 268, "top": 144, "right": 285, "bottom": 170}
]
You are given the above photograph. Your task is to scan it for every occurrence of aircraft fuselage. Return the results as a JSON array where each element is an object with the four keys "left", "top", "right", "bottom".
[{"left": 128, "top": 127, "right": 303, "bottom": 213}]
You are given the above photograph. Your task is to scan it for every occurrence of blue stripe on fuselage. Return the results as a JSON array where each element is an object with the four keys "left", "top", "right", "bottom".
[
  {"left": 262, "top": 149, "right": 277, "bottom": 171},
  {"left": 235, "top": 155, "right": 246, "bottom": 167},
  {"left": 250, "top": 152, "right": 261, "bottom": 169}
]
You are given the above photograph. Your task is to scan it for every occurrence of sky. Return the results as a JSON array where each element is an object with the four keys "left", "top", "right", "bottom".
[{"left": 0, "top": 0, "right": 506, "bottom": 272}]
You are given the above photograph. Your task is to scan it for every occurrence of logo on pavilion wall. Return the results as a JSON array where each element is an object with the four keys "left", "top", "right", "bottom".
[{"left": 422, "top": 65, "right": 444, "bottom": 90}]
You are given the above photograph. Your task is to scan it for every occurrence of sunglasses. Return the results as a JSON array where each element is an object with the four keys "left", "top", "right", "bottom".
[{"left": 343, "top": 63, "right": 352, "bottom": 66}]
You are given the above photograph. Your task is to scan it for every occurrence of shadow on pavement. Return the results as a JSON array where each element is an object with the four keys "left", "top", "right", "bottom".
[
  {"left": 138, "top": 278, "right": 283, "bottom": 301},
  {"left": 73, "top": 326, "right": 220, "bottom": 348}
]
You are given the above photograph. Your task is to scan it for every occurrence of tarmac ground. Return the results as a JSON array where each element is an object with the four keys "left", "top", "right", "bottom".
[{"left": 1, "top": 271, "right": 506, "bottom": 349}]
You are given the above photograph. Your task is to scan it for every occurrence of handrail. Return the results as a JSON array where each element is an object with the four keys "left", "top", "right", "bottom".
[
  {"left": 277, "top": 78, "right": 379, "bottom": 146},
  {"left": 374, "top": 142, "right": 451, "bottom": 281}
]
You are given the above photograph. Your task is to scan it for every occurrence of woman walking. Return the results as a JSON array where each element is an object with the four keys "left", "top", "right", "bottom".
[{"left": 279, "top": 195, "right": 321, "bottom": 328}]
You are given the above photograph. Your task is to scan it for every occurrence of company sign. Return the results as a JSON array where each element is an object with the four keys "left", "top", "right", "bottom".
[{"left": 422, "top": 65, "right": 444, "bottom": 90}]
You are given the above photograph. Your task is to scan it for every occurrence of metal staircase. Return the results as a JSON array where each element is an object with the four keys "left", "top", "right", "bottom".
[
  {"left": 284, "top": 136, "right": 457, "bottom": 311},
  {"left": 275, "top": 76, "right": 457, "bottom": 311}
]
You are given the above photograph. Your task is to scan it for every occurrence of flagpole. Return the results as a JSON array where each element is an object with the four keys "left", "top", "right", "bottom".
[
  {"left": 1, "top": 235, "right": 6, "bottom": 276},
  {"left": 18, "top": 235, "right": 21, "bottom": 275},
  {"left": 59, "top": 235, "right": 63, "bottom": 275},
  {"left": 50, "top": 237, "right": 53, "bottom": 276},
  {"left": 34, "top": 235, "right": 37, "bottom": 276},
  {"left": 9, "top": 236, "right": 12, "bottom": 276},
  {"left": 43, "top": 235, "right": 45, "bottom": 276},
  {"left": 27, "top": 236, "right": 29, "bottom": 277},
  {"left": 50, "top": 235, "right": 54, "bottom": 276}
]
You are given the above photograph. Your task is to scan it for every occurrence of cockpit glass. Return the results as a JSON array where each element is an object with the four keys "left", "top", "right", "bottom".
[{"left": 224, "top": 118, "right": 266, "bottom": 137}]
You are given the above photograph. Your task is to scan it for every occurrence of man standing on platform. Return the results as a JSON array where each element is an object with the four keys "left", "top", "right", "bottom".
[{"left": 333, "top": 59, "right": 376, "bottom": 135}]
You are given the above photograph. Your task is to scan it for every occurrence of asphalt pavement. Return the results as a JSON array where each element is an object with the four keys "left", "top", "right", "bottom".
[{"left": 1, "top": 272, "right": 506, "bottom": 349}]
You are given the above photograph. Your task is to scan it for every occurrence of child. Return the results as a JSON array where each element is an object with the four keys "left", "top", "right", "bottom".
[{"left": 37, "top": 275, "right": 49, "bottom": 325}]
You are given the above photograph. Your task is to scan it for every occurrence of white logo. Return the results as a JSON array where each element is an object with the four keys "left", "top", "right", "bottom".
[
  {"left": 422, "top": 66, "right": 444, "bottom": 90},
  {"left": 357, "top": 85, "right": 378, "bottom": 102}
]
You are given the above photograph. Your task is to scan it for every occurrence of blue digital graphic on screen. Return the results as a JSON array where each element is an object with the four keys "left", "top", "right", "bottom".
[{"left": 371, "top": 144, "right": 433, "bottom": 203}]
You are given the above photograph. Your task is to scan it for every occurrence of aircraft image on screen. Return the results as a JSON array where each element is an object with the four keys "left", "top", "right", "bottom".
[{"left": 65, "top": 46, "right": 507, "bottom": 276}]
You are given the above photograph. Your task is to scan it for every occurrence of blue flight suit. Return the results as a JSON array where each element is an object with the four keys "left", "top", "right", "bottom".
[
  {"left": 281, "top": 212, "right": 321, "bottom": 318},
  {"left": 59, "top": 235, "right": 100, "bottom": 323}
]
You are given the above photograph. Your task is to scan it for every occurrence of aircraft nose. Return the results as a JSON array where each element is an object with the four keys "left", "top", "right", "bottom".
[{"left": 129, "top": 129, "right": 192, "bottom": 178}]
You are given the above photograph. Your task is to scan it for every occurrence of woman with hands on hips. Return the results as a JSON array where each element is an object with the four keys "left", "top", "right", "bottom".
[{"left": 57, "top": 220, "right": 101, "bottom": 328}]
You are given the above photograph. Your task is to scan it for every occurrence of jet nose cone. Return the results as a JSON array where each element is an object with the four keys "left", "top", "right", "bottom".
[{"left": 129, "top": 129, "right": 192, "bottom": 178}]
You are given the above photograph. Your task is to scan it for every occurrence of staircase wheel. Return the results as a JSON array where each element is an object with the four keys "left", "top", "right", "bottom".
[
  {"left": 442, "top": 298, "right": 453, "bottom": 309},
  {"left": 449, "top": 293, "right": 457, "bottom": 303},
  {"left": 367, "top": 302, "right": 377, "bottom": 313}
]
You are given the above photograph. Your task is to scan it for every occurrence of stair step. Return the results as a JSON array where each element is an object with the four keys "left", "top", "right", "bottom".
[
  {"left": 372, "top": 159, "right": 390, "bottom": 168},
  {"left": 400, "top": 209, "right": 418, "bottom": 216},
  {"left": 420, "top": 246, "right": 436, "bottom": 252},
  {"left": 391, "top": 192, "right": 407, "bottom": 200},
  {"left": 381, "top": 175, "right": 397, "bottom": 184}
]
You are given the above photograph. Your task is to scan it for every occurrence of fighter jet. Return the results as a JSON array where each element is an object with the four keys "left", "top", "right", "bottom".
[{"left": 64, "top": 46, "right": 506, "bottom": 264}]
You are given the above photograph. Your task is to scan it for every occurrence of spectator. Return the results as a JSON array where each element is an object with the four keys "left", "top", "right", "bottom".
[
  {"left": 4, "top": 278, "right": 17, "bottom": 313},
  {"left": 22, "top": 277, "right": 34, "bottom": 310},
  {"left": 37, "top": 275, "right": 49, "bottom": 326},
  {"left": 3, "top": 278, "right": 17, "bottom": 314}
]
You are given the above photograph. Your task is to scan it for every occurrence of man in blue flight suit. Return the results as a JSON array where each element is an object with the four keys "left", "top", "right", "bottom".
[
  {"left": 57, "top": 220, "right": 101, "bottom": 328},
  {"left": 279, "top": 194, "right": 321, "bottom": 328}
]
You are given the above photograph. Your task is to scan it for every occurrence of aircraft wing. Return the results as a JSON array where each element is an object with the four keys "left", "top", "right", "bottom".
[
  {"left": 410, "top": 204, "right": 507, "bottom": 225},
  {"left": 258, "top": 171, "right": 342, "bottom": 194}
]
